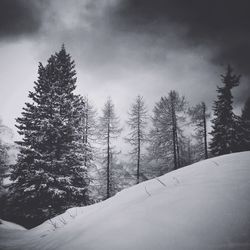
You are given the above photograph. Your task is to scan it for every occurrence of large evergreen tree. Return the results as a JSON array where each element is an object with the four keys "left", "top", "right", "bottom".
[
  {"left": 6, "top": 46, "right": 90, "bottom": 228},
  {"left": 210, "top": 65, "right": 240, "bottom": 156}
]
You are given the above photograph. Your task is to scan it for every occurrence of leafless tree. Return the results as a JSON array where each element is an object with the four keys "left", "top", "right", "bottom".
[
  {"left": 189, "top": 102, "right": 210, "bottom": 159},
  {"left": 149, "top": 90, "right": 186, "bottom": 172},
  {"left": 125, "top": 95, "right": 148, "bottom": 184},
  {"left": 98, "top": 97, "right": 122, "bottom": 198}
]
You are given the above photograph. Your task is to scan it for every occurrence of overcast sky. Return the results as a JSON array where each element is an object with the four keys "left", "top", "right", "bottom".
[{"left": 0, "top": 0, "right": 250, "bottom": 141}]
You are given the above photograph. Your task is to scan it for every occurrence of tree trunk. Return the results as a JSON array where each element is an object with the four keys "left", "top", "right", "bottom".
[
  {"left": 107, "top": 118, "right": 110, "bottom": 199},
  {"left": 203, "top": 103, "right": 208, "bottom": 159},
  {"left": 175, "top": 130, "right": 180, "bottom": 168},
  {"left": 137, "top": 108, "right": 141, "bottom": 184},
  {"left": 84, "top": 104, "right": 88, "bottom": 167},
  {"left": 171, "top": 96, "right": 178, "bottom": 170},
  {"left": 137, "top": 143, "right": 140, "bottom": 184}
]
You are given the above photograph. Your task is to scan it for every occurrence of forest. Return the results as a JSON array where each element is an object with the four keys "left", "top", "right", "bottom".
[{"left": 0, "top": 46, "right": 250, "bottom": 228}]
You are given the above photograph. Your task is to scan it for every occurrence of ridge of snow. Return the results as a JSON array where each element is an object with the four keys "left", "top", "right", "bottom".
[
  {"left": 1, "top": 151, "right": 250, "bottom": 250},
  {"left": 0, "top": 219, "right": 26, "bottom": 231}
]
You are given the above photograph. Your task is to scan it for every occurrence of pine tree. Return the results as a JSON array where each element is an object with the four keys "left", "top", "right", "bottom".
[
  {"left": 98, "top": 97, "right": 121, "bottom": 199},
  {"left": 210, "top": 65, "right": 240, "bottom": 156},
  {"left": 7, "top": 46, "right": 90, "bottom": 228},
  {"left": 125, "top": 95, "right": 148, "bottom": 184},
  {"left": 189, "top": 102, "right": 210, "bottom": 159},
  {"left": 148, "top": 90, "right": 186, "bottom": 173}
]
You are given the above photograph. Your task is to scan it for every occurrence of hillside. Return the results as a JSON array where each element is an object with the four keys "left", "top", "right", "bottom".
[{"left": 1, "top": 152, "right": 250, "bottom": 250}]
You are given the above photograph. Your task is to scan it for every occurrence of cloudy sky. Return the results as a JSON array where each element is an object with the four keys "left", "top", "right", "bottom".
[{"left": 0, "top": 0, "right": 250, "bottom": 139}]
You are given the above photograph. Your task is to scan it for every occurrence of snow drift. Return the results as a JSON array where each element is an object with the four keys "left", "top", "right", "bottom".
[{"left": 1, "top": 152, "right": 250, "bottom": 250}]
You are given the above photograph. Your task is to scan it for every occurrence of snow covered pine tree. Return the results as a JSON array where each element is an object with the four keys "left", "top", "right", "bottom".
[
  {"left": 6, "top": 46, "right": 90, "bottom": 228},
  {"left": 210, "top": 65, "right": 240, "bottom": 156}
]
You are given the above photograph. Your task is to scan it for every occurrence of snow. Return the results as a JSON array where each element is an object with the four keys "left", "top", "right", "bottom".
[
  {"left": 0, "top": 220, "right": 26, "bottom": 231},
  {"left": 1, "top": 151, "right": 250, "bottom": 250}
]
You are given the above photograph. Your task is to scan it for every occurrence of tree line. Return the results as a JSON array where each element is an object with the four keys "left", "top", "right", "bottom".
[{"left": 0, "top": 46, "right": 249, "bottom": 228}]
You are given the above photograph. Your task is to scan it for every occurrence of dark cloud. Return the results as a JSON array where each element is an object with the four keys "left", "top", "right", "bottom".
[
  {"left": 0, "top": 0, "right": 48, "bottom": 39},
  {"left": 114, "top": 0, "right": 250, "bottom": 74}
]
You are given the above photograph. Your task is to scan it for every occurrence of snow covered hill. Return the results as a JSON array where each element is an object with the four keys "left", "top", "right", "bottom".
[{"left": 1, "top": 152, "right": 250, "bottom": 250}]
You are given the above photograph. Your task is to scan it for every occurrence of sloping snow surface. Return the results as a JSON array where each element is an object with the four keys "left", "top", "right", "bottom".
[{"left": 1, "top": 152, "right": 250, "bottom": 250}]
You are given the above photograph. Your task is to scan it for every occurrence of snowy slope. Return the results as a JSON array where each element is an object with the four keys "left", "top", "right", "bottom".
[
  {"left": 1, "top": 152, "right": 250, "bottom": 250},
  {"left": 0, "top": 220, "right": 26, "bottom": 231}
]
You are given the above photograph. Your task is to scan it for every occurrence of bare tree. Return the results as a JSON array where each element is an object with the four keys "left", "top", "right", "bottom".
[
  {"left": 82, "top": 96, "right": 98, "bottom": 167},
  {"left": 0, "top": 119, "right": 12, "bottom": 185},
  {"left": 99, "top": 97, "right": 121, "bottom": 199},
  {"left": 125, "top": 95, "right": 148, "bottom": 184},
  {"left": 149, "top": 90, "right": 186, "bottom": 172},
  {"left": 0, "top": 141, "right": 8, "bottom": 186},
  {"left": 189, "top": 102, "right": 210, "bottom": 159}
]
